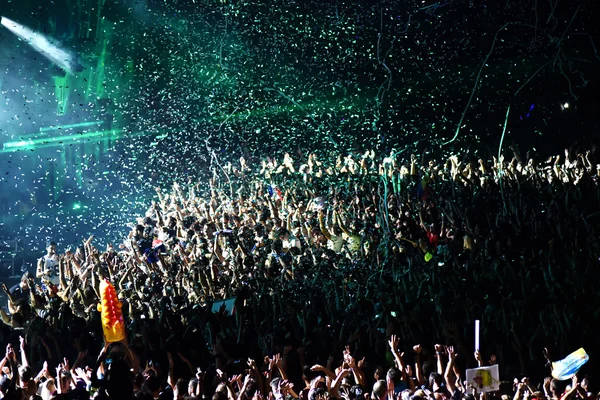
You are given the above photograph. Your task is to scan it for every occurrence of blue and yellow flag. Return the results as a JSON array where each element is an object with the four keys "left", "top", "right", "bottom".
[{"left": 551, "top": 348, "right": 589, "bottom": 381}]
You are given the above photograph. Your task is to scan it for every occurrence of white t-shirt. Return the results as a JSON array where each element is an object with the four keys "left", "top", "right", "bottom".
[
  {"left": 328, "top": 235, "right": 344, "bottom": 253},
  {"left": 41, "top": 254, "right": 60, "bottom": 286}
]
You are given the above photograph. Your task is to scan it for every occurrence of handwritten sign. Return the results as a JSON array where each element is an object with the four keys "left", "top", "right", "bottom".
[{"left": 466, "top": 365, "right": 500, "bottom": 393}]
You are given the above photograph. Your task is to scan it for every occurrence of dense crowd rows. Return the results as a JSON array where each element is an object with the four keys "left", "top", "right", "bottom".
[{"left": 1, "top": 147, "right": 599, "bottom": 400}]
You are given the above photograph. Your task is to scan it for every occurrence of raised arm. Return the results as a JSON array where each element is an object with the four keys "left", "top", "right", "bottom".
[
  {"left": 474, "top": 350, "right": 484, "bottom": 368},
  {"left": 167, "top": 352, "right": 176, "bottom": 388},
  {"left": 444, "top": 346, "right": 458, "bottom": 394},
  {"left": 413, "top": 344, "right": 425, "bottom": 386},
  {"left": 435, "top": 344, "right": 445, "bottom": 375},
  {"left": 344, "top": 347, "right": 365, "bottom": 387},
  {"left": 335, "top": 211, "right": 352, "bottom": 236},
  {"left": 19, "top": 336, "right": 29, "bottom": 368},
  {"left": 388, "top": 335, "right": 408, "bottom": 384},
  {"left": 318, "top": 211, "right": 332, "bottom": 241}
]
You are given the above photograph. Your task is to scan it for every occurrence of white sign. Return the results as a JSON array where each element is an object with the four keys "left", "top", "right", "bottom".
[
  {"left": 466, "top": 365, "right": 500, "bottom": 393},
  {"left": 475, "top": 320, "right": 480, "bottom": 351}
]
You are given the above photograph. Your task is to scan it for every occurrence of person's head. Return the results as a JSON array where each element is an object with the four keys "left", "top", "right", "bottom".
[
  {"left": 270, "top": 377, "right": 281, "bottom": 394},
  {"left": 372, "top": 380, "right": 387, "bottom": 400},
  {"left": 19, "top": 364, "right": 33, "bottom": 382},
  {"left": 135, "top": 224, "right": 145, "bottom": 236},
  {"left": 60, "top": 370, "right": 72, "bottom": 392},
  {"left": 204, "top": 222, "right": 217, "bottom": 239},
  {"left": 146, "top": 374, "right": 161, "bottom": 395},
  {"left": 302, "top": 366, "right": 315, "bottom": 384},
  {"left": 351, "top": 385, "right": 366, "bottom": 400},
  {"left": 188, "top": 379, "right": 199, "bottom": 396},
  {"left": 47, "top": 242, "right": 57, "bottom": 256},
  {"left": 549, "top": 379, "right": 561, "bottom": 396},
  {"left": 581, "top": 376, "right": 591, "bottom": 392},
  {"left": 277, "top": 228, "right": 290, "bottom": 242},
  {"left": 332, "top": 225, "right": 343, "bottom": 236},
  {"left": 463, "top": 234, "right": 474, "bottom": 251},
  {"left": 174, "top": 379, "right": 187, "bottom": 399},
  {"left": 272, "top": 240, "right": 284, "bottom": 255},
  {"left": 387, "top": 367, "right": 400, "bottom": 385},
  {"left": 144, "top": 226, "right": 154, "bottom": 238},
  {"left": 429, "top": 372, "right": 443, "bottom": 391},
  {"left": 373, "top": 366, "right": 384, "bottom": 382},
  {"left": 143, "top": 216, "right": 155, "bottom": 227}
]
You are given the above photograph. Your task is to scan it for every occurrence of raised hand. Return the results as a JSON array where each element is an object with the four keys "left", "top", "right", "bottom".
[
  {"left": 264, "top": 355, "right": 272, "bottom": 368},
  {"left": 196, "top": 367, "right": 205, "bottom": 381},
  {"left": 6, "top": 344, "right": 15, "bottom": 362},
  {"left": 344, "top": 346, "right": 356, "bottom": 367},
  {"left": 279, "top": 379, "right": 294, "bottom": 393},
  {"left": 543, "top": 348, "right": 551, "bottom": 362},
  {"left": 447, "top": 346, "right": 457, "bottom": 360},
  {"left": 413, "top": 344, "right": 422, "bottom": 354},
  {"left": 310, "top": 376, "right": 324, "bottom": 390},
  {"left": 474, "top": 350, "right": 483, "bottom": 364},
  {"left": 39, "top": 360, "right": 49, "bottom": 378},
  {"left": 571, "top": 375, "right": 579, "bottom": 387},
  {"left": 357, "top": 357, "right": 366, "bottom": 369},
  {"left": 543, "top": 377, "right": 551, "bottom": 389},
  {"left": 388, "top": 335, "right": 400, "bottom": 353},
  {"left": 340, "top": 387, "right": 351, "bottom": 400},
  {"left": 216, "top": 368, "right": 228, "bottom": 382}
]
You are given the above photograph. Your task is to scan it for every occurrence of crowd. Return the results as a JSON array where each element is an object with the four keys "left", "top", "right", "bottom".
[{"left": 1, "top": 145, "right": 599, "bottom": 400}]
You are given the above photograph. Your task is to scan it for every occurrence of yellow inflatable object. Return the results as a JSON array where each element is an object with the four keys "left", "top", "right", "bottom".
[{"left": 97, "top": 279, "right": 125, "bottom": 343}]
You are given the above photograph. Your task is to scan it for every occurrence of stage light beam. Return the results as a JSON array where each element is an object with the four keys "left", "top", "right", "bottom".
[{"left": 1, "top": 16, "right": 79, "bottom": 74}]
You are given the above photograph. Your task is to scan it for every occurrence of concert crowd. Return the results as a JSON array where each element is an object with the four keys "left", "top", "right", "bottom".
[{"left": 1, "top": 146, "right": 599, "bottom": 400}]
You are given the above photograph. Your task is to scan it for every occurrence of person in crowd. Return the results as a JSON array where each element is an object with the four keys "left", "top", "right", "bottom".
[{"left": 36, "top": 242, "right": 60, "bottom": 288}]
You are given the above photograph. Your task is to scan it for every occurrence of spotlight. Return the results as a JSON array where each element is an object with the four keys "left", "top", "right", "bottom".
[{"left": 1, "top": 16, "right": 79, "bottom": 74}]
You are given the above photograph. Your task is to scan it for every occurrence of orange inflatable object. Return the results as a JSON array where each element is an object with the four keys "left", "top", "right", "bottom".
[{"left": 97, "top": 279, "right": 125, "bottom": 343}]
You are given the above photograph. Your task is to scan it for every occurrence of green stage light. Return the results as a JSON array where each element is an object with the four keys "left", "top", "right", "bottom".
[
  {"left": 4, "top": 140, "right": 34, "bottom": 148},
  {"left": 39, "top": 121, "right": 103, "bottom": 133},
  {"left": 72, "top": 202, "right": 82, "bottom": 210},
  {"left": 1, "top": 129, "right": 122, "bottom": 153}
]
